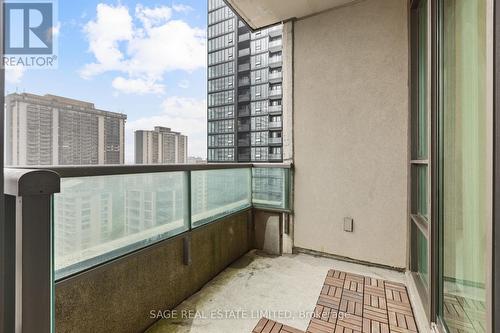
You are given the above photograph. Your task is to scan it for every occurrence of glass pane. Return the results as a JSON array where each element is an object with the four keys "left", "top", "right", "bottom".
[
  {"left": 417, "top": 0, "right": 428, "bottom": 159},
  {"left": 417, "top": 228, "right": 429, "bottom": 287},
  {"left": 440, "top": 0, "right": 487, "bottom": 331},
  {"left": 417, "top": 165, "right": 428, "bottom": 219},
  {"left": 54, "top": 172, "right": 189, "bottom": 279},
  {"left": 191, "top": 168, "right": 251, "bottom": 227},
  {"left": 252, "top": 167, "right": 289, "bottom": 209}
]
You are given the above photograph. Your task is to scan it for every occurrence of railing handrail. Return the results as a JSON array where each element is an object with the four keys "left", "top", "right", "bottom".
[{"left": 6, "top": 163, "right": 293, "bottom": 178}]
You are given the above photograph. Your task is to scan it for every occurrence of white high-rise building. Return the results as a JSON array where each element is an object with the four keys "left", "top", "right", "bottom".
[
  {"left": 134, "top": 126, "right": 188, "bottom": 164},
  {"left": 5, "top": 93, "right": 127, "bottom": 166}
]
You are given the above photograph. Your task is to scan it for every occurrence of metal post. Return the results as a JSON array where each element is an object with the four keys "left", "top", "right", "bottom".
[{"left": 4, "top": 169, "right": 60, "bottom": 333}]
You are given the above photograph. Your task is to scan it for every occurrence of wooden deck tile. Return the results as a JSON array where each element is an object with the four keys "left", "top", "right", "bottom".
[
  {"left": 253, "top": 270, "right": 420, "bottom": 333},
  {"left": 253, "top": 318, "right": 305, "bottom": 333}
]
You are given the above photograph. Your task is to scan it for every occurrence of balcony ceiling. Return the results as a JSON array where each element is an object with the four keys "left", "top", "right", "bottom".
[{"left": 225, "top": 0, "right": 359, "bottom": 30}]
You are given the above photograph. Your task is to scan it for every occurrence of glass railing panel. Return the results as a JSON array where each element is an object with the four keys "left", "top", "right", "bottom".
[
  {"left": 252, "top": 167, "right": 289, "bottom": 210},
  {"left": 53, "top": 172, "right": 189, "bottom": 280},
  {"left": 191, "top": 168, "right": 252, "bottom": 227}
]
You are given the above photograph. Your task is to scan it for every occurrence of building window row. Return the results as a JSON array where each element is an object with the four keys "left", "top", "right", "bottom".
[
  {"left": 208, "top": 0, "right": 226, "bottom": 12},
  {"left": 208, "top": 148, "right": 234, "bottom": 161},
  {"left": 250, "top": 53, "right": 268, "bottom": 70},
  {"left": 251, "top": 84, "right": 269, "bottom": 101},
  {"left": 208, "top": 76, "right": 234, "bottom": 93},
  {"left": 208, "top": 47, "right": 234, "bottom": 66},
  {"left": 251, "top": 116, "right": 268, "bottom": 131},
  {"left": 208, "top": 18, "right": 235, "bottom": 38},
  {"left": 208, "top": 90, "right": 234, "bottom": 107},
  {"left": 208, "top": 105, "right": 235, "bottom": 120},
  {"left": 208, "top": 61, "right": 234, "bottom": 79},
  {"left": 208, "top": 119, "right": 234, "bottom": 134},
  {"left": 208, "top": 134, "right": 235, "bottom": 147},
  {"left": 250, "top": 68, "right": 269, "bottom": 85},
  {"left": 208, "top": 6, "right": 234, "bottom": 25},
  {"left": 250, "top": 38, "right": 269, "bottom": 54},
  {"left": 208, "top": 32, "right": 235, "bottom": 52}
]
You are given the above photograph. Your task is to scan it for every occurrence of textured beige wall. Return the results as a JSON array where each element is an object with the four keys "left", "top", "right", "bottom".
[{"left": 293, "top": 0, "right": 409, "bottom": 268}]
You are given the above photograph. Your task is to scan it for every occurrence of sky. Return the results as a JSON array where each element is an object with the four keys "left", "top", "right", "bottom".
[{"left": 5, "top": 0, "right": 208, "bottom": 163}]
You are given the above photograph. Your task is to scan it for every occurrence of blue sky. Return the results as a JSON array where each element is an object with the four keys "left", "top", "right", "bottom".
[{"left": 5, "top": 0, "right": 208, "bottom": 162}]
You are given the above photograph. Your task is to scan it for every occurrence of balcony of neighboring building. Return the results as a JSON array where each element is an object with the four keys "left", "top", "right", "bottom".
[
  {"left": 238, "top": 47, "right": 250, "bottom": 58},
  {"left": 268, "top": 71, "right": 283, "bottom": 83},
  {"left": 268, "top": 56, "right": 283, "bottom": 68},
  {"left": 269, "top": 88, "right": 282, "bottom": 99},
  {"left": 268, "top": 104, "right": 282, "bottom": 114},
  {"left": 268, "top": 25, "right": 282, "bottom": 38},
  {"left": 268, "top": 136, "right": 282, "bottom": 145},
  {"left": 238, "top": 32, "right": 250, "bottom": 43},
  {"left": 238, "top": 62, "right": 251, "bottom": 72},
  {"left": 268, "top": 38, "right": 283, "bottom": 52}
]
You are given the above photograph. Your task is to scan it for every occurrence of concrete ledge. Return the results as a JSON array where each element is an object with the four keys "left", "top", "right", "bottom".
[
  {"left": 293, "top": 247, "right": 406, "bottom": 272},
  {"left": 55, "top": 210, "right": 253, "bottom": 333}
]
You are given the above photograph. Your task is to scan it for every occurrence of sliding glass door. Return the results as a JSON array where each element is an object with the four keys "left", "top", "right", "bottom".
[
  {"left": 410, "top": 0, "right": 431, "bottom": 313},
  {"left": 438, "top": 0, "right": 489, "bottom": 332}
]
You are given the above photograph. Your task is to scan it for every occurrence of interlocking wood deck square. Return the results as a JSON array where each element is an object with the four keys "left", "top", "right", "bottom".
[
  {"left": 443, "top": 293, "right": 486, "bottom": 333},
  {"left": 252, "top": 270, "right": 419, "bottom": 333}
]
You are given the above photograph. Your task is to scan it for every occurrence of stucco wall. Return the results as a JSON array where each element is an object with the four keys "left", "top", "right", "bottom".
[{"left": 292, "top": 0, "right": 409, "bottom": 268}]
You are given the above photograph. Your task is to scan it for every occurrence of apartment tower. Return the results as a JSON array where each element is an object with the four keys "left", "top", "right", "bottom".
[
  {"left": 5, "top": 93, "right": 127, "bottom": 166},
  {"left": 207, "top": 0, "right": 283, "bottom": 162},
  {"left": 134, "top": 126, "right": 188, "bottom": 164}
]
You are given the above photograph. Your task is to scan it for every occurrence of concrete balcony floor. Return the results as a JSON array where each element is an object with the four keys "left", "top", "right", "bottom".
[{"left": 146, "top": 251, "right": 429, "bottom": 333}]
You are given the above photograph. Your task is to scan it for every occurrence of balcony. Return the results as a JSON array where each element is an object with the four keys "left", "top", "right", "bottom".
[
  {"left": 238, "top": 33, "right": 250, "bottom": 43},
  {"left": 268, "top": 104, "right": 282, "bottom": 114},
  {"left": 268, "top": 153, "right": 282, "bottom": 161},
  {"left": 4, "top": 164, "right": 292, "bottom": 332},
  {"left": 238, "top": 63, "right": 250, "bottom": 72},
  {"left": 238, "top": 138, "right": 250, "bottom": 146},
  {"left": 238, "top": 123, "right": 250, "bottom": 132},
  {"left": 268, "top": 57, "right": 283, "bottom": 68},
  {"left": 268, "top": 39, "right": 283, "bottom": 52},
  {"left": 238, "top": 48, "right": 250, "bottom": 58},
  {"left": 3, "top": 0, "right": 493, "bottom": 331},
  {"left": 268, "top": 25, "right": 282, "bottom": 38},
  {"left": 268, "top": 121, "right": 282, "bottom": 129},
  {"left": 269, "top": 89, "right": 283, "bottom": 99},
  {"left": 268, "top": 71, "right": 283, "bottom": 83},
  {"left": 238, "top": 78, "right": 251, "bottom": 87},
  {"left": 238, "top": 93, "right": 251, "bottom": 102},
  {"left": 269, "top": 137, "right": 282, "bottom": 145},
  {"left": 238, "top": 106, "right": 251, "bottom": 117}
]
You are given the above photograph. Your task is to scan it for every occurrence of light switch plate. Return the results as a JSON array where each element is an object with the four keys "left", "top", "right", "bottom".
[{"left": 344, "top": 217, "right": 354, "bottom": 232}]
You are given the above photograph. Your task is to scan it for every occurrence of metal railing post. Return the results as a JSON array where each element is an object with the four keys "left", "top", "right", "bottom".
[{"left": 4, "top": 169, "right": 60, "bottom": 333}]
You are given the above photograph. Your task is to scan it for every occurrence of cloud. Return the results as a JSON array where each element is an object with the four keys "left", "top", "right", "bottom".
[
  {"left": 5, "top": 67, "right": 26, "bottom": 85},
  {"left": 125, "top": 96, "right": 207, "bottom": 163},
  {"left": 178, "top": 79, "right": 189, "bottom": 89},
  {"left": 80, "top": 4, "right": 133, "bottom": 78},
  {"left": 172, "top": 4, "right": 194, "bottom": 13},
  {"left": 112, "top": 76, "right": 165, "bottom": 95},
  {"left": 81, "top": 3, "right": 206, "bottom": 95}
]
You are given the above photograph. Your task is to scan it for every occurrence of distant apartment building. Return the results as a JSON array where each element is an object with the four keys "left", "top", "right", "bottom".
[
  {"left": 5, "top": 93, "right": 127, "bottom": 166},
  {"left": 207, "top": 0, "right": 284, "bottom": 162},
  {"left": 188, "top": 156, "right": 207, "bottom": 164},
  {"left": 134, "top": 126, "right": 188, "bottom": 164}
]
